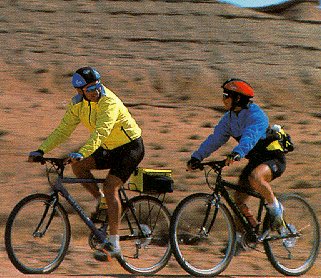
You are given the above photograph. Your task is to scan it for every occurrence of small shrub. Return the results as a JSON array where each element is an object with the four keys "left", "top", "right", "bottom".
[
  {"left": 297, "top": 120, "right": 309, "bottom": 125},
  {"left": 312, "top": 112, "right": 321, "bottom": 119},
  {"left": 177, "top": 95, "right": 190, "bottom": 101},
  {"left": 173, "top": 183, "right": 189, "bottom": 192},
  {"left": 189, "top": 134, "right": 201, "bottom": 140},
  {"left": 0, "top": 130, "right": 9, "bottom": 137},
  {"left": 201, "top": 122, "right": 212, "bottom": 128},
  {"left": 160, "top": 128, "right": 170, "bottom": 134},
  {"left": 30, "top": 103, "right": 41, "bottom": 108},
  {"left": 300, "top": 140, "right": 321, "bottom": 145},
  {"left": 150, "top": 143, "right": 164, "bottom": 150},
  {"left": 38, "top": 88, "right": 51, "bottom": 94},
  {"left": 34, "top": 68, "right": 49, "bottom": 74},
  {"left": 273, "top": 114, "right": 287, "bottom": 121},
  {"left": 185, "top": 173, "right": 198, "bottom": 179},
  {"left": 290, "top": 181, "right": 316, "bottom": 189},
  {"left": 178, "top": 147, "right": 190, "bottom": 153},
  {"left": 150, "top": 161, "right": 168, "bottom": 167}
]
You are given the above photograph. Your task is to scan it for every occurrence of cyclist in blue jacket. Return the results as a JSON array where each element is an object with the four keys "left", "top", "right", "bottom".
[{"left": 187, "top": 79, "right": 286, "bottom": 233}]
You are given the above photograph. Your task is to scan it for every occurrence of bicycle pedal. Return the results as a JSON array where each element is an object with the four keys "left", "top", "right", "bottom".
[
  {"left": 101, "top": 249, "right": 113, "bottom": 262},
  {"left": 102, "top": 249, "right": 112, "bottom": 262},
  {"left": 258, "top": 229, "right": 270, "bottom": 242}
]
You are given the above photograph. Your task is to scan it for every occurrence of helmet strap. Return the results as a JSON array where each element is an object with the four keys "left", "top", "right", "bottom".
[{"left": 230, "top": 95, "right": 240, "bottom": 111}]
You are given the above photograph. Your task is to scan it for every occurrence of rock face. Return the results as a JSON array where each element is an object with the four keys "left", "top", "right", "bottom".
[{"left": 0, "top": 1, "right": 319, "bottom": 106}]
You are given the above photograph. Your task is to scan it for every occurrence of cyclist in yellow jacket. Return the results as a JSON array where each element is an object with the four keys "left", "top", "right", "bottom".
[{"left": 28, "top": 67, "right": 144, "bottom": 260}]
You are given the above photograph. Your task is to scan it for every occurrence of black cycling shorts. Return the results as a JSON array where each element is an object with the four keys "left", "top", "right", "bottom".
[
  {"left": 240, "top": 152, "right": 286, "bottom": 183},
  {"left": 90, "top": 137, "right": 145, "bottom": 183}
]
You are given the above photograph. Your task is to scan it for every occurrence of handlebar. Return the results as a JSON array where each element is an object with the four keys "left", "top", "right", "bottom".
[
  {"left": 29, "top": 157, "right": 70, "bottom": 175},
  {"left": 200, "top": 159, "right": 226, "bottom": 171},
  {"left": 29, "top": 156, "right": 78, "bottom": 166}
]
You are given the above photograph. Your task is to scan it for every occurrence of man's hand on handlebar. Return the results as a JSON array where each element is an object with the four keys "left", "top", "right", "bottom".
[
  {"left": 225, "top": 152, "right": 241, "bottom": 166},
  {"left": 28, "top": 150, "right": 44, "bottom": 162},
  {"left": 187, "top": 157, "right": 202, "bottom": 171},
  {"left": 67, "top": 152, "right": 84, "bottom": 163}
]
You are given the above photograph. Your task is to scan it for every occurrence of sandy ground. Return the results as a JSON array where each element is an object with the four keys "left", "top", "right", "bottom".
[{"left": 0, "top": 0, "right": 320, "bottom": 277}]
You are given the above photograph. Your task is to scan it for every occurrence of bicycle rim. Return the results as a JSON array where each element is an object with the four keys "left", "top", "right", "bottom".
[
  {"left": 264, "top": 193, "right": 320, "bottom": 276},
  {"left": 5, "top": 194, "right": 71, "bottom": 274},
  {"left": 117, "top": 195, "right": 171, "bottom": 274},
  {"left": 170, "top": 193, "right": 235, "bottom": 277}
]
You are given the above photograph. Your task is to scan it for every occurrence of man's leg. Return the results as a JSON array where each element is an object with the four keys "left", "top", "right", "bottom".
[
  {"left": 248, "top": 164, "right": 284, "bottom": 229},
  {"left": 248, "top": 164, "right": 274, "bottom": 203},
  {"left": 101, "top": 173, "right": 122, "bottom": 256},
  {"left": 103, "top": 174, "right": 122, "bottom": 235},
  {"left": 71, "top": 157, "right": 100, "bottom": 199}
]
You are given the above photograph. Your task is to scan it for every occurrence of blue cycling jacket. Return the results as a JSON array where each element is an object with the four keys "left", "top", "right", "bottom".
[{"left": 192, "top": 103, "right": 269, "bottom": 161}]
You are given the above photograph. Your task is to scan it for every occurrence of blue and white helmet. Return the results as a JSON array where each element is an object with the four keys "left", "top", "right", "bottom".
[{"left": 72, "top": 67, "right": 101, "bottom": 88}]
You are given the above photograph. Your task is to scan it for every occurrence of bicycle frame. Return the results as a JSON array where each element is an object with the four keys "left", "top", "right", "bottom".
[
  {"left": 202, "top": 162, "right": 268, "bottom": 241},
  {"left": 51, "top": 176, "right": 107, "bottom": 244},
  {"left": 45, "top": 162, "right": 149, "bottom": 248},
  {"left": 217, "top": 179, "right": 266, "bottom": 237}
]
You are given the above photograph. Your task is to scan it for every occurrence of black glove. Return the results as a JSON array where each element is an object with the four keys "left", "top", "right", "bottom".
[
  {"left": 227, "top": 152, "right": 241, "bottom": 162},
  {"left": 187, "top": 157, "right": 202, "bottom": 170},
  {"left": 28, "top": 149, "right": 44, "bottom": 162}
]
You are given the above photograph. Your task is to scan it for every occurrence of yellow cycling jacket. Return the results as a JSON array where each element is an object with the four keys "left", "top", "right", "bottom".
[{"left": 39, "top": 85, "right": 142, "bottom": 157}]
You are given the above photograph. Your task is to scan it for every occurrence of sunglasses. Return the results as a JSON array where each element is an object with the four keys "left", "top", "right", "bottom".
[
  {"left": 85, "top": 83, "right": 101, "bottom": 93},
  {"left": 223, "top": 92, "right": 231, "bottom": 100}
]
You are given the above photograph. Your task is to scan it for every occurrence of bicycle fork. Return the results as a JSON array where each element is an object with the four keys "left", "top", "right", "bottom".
[
  {"left": 33, "top": 194, "right": 59, "bottom": 238},
  {"left": 198, "top": 195, "right": 221, "bottom": 237}
]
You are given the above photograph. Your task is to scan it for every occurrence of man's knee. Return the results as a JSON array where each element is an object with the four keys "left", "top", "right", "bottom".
[
  {"left": 71, "top": 163, "right": 81, "bottom": 175},
  {"left": 71, "top": 157, "right": 96, "bottom": 177},
  {"left": 249, "top": 164, "right": 272, "bottom": 185},
  {"left": 104, "top": 175, "right": 123, "bottom": 193},
  {"left": 71, "top": 163, "right": 90, "bottom": 177},
  {"left": 248, "top": 170, "right": 260, "bottom": 184}
]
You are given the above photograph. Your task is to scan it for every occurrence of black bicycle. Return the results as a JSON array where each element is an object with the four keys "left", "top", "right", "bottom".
[
  {"left": 5, "top": 157, "right": 172, "bottom": 274},
  {"left": 170, "top": 160, "right": 320, "bottom": 276}
]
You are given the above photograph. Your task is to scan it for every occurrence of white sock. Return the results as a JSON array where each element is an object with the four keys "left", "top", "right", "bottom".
[
  {"left": 109, "top": 235, "right": 120, "bottom": 249},
  {"left": 267, "top": 198, "right": 279, "bottom": 210}
]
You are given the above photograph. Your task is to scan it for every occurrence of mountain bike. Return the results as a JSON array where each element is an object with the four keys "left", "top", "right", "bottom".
[
  {"left": 5, "top": 157, "right": 172, "bottom": 274},
  {"left": 170, "top": 160, "right": 320, "bottom": 277}
]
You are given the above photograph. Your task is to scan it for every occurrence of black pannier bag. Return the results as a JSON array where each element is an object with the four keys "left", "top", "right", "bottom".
[{"left": 128, "top": 168, "right": 174, "bottom": 193}]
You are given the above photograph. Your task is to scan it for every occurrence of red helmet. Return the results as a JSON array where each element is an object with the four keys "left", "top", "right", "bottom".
[{"left": 222, "top": 79, "right": 254, "bottom": 98}]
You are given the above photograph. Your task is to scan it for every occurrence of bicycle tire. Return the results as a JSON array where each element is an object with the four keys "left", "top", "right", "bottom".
[
  {"left": 263, "top": 193, "right": 320, "bottom": 276},
  {"left": 116, "top": 195, "right": 172, "bottom": 274},
  {"left": 170, "top": 193, "right": 236, "bottom": 277},
  {"left": 5, "top": 193, "right": 71, "bottom": 274}
]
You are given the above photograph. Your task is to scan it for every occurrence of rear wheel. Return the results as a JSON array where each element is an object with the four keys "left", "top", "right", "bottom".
[
  {"left": 117, "top": 195, "right": 172, "bottom": 274},
  {"left": 5, "top": 194, "right": 71, "bottom": 274},
  {"left": 170, "top": 193, "right": 236, "bottom": 277},
  {"left": 264, "top": 193, "right": 320, "bottom": 276}
]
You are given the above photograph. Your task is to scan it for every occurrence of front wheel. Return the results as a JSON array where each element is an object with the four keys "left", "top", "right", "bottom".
[
  {"left": 116, "top": 195, "right": 172, "bottom": 274},
  {"left": 264, "top": 193, "right": 320, "bottom": 276},
  {"left": 5, "top": 193, "right": 71, "bottom": 274},
  {"left": 170, "top": 193, "right": 236, "bottom": 277}
]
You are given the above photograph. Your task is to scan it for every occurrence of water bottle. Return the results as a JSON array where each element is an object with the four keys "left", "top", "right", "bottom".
[{"left": 271, "top": 124, "right": 282, "bottom": 133}]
